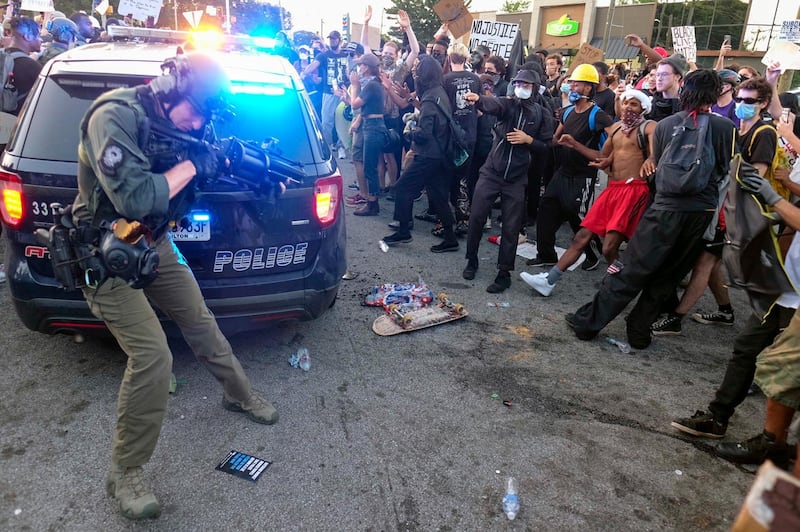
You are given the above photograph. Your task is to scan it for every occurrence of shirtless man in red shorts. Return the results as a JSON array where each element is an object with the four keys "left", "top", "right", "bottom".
[{"left": 521, "top": 89, "right": 656, "bottom": 296}]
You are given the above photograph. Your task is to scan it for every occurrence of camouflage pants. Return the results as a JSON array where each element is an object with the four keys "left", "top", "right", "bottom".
[{"left": 755, "top": 307, "right": 800, "bottom": 410}]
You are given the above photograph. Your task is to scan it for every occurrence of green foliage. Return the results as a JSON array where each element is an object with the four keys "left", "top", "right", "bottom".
[
  {"left": 387, "top": 0, "right": 471, "bottom": 46},
  {"left": 501, "top": 0, "right": 531, "bottom": 13}
]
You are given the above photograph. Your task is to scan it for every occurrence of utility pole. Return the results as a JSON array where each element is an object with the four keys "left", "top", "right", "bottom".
[{"left": 601, "top": 0, "right": 616, "bottom": 53}]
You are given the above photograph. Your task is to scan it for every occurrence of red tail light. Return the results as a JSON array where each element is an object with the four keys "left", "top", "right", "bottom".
[
  {"left": 314, "top": 173, "right": 342, "bottom": 228},
  {"left": 0, "top": 169, "right": 23, "bottom": 228}
]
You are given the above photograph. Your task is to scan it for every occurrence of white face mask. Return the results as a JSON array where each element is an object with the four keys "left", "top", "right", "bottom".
[{"left": 514, "top": 86, "right": 532, "bottom": 99}]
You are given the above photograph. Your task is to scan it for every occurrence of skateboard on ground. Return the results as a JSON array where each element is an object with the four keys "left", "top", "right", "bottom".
[{"left": 372, "top": 293, "right": 468, "bottom": 336}]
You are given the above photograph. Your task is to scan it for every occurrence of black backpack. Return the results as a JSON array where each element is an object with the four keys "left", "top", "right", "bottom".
[
  {"left": 432, "top": 98, "right": 469, "bottom": 168},
  {"left": 654, "top": 112, "right": 715, "bottom": 196},
  {"left": 0, "top": 50, "right": 29, "bottom": 113}
]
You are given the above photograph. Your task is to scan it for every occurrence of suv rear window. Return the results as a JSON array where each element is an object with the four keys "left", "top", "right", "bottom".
[{"left": 19, "top": 74, "right": 319, "bottom": 164}]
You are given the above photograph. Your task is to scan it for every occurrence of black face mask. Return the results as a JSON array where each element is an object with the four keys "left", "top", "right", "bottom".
[{"left": 432, "top": 53, "right": 445, "bottom": 66}]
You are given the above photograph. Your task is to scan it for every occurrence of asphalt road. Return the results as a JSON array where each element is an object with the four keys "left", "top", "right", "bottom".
[{"left": 0, "top": 158, "right": 773, "bottom": 531}]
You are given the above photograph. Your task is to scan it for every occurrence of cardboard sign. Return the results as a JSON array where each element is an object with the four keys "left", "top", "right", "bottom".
[
  {"left": 467, "top": 20, "right": 520, "bottom": 61},
  {"left": 671, "top": 26, "right": 696, "bottom": 63},
  {"left": 566, "top": 42, "right": 604, "bottom": 75},
  {"left": 117, "top": 0, "right": 162, "bottom": 23},
  {"left": 762, "top": 40, "right": 800, "bottom": 71},
  {"left": 779, "top": 20, "right": 800, "bottom": 42},
  {"left": 20, "top": 0, "right": 53, "bottom": 11},
  {"left": 433, "top": 0, "right": 473, "bottom": 39}
]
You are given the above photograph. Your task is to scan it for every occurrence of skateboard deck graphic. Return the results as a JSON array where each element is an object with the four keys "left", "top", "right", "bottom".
[{"left": 372, "top": 294, "right": 468, "bottom": 336}]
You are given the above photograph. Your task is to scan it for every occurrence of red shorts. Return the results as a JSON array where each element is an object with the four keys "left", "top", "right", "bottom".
[{"left": 580, "top": 179, "right": 650, "bottom": 240}]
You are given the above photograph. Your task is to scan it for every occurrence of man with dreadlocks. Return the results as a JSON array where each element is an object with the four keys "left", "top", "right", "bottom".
[
  {"left": 564, "top": 69, "right": 736, "bottom": 349},
  {"left": 521, "top": 89, "right": 655, "bottom": 297}
]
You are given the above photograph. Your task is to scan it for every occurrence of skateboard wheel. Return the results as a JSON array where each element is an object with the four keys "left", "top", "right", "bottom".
[
  {"left": 401, "top": 316, "right": 412, "bottom": 326},
  {"left": 437, "top": 293, "right": 447, "bottom": 302},
  {"left": 453, "top": 304, "right": 464, "bottom": 314}
]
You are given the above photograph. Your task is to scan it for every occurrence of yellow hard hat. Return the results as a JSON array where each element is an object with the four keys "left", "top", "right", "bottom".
[{"left": 568, "top": 63, "right": 599, "bottom": 84}]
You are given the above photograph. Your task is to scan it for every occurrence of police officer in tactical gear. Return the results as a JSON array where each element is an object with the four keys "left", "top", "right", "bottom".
[
  {"left": 38, "top": 17, "right": 78, "bottom": 65},
  {"left": 71, "top": 52, "right": 279, "bottom": 520}
]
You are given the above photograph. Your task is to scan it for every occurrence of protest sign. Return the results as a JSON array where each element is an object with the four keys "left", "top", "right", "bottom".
[
  {"left": 433, "top": 0, "right": 472, "bottom": 39},
  {"left": 21, "top": 0, "right": 53, "bottom": 11},
  {"left": 762, "top": 40, "right": 800, "bottom": 71},
  {"left": 118, "top": 0, "right": 162, "bottom": 23},
  {"left": 565, "top": 42, "right": 604, "bottom": 75},
  {"left": 671, "top": 26, "right": 696, "bottom": 63},
  {"left": 779, "top": 20, "right": 800, "bottom": 42},
  {"left": 467, "top": 20, "right": 520, "bottom": 61}
]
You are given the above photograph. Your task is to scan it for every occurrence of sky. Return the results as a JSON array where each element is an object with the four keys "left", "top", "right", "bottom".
[{"left": 284, "top": 0, "right": 500, "bottom": 36}]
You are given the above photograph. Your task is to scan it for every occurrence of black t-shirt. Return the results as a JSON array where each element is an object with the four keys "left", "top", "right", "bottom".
[
  {"left": 739, "top": 119, "right": 777, "bottom": 167},
  {"left": 650, "top": 92, "right": 680, "bottom": 122},
  {"left": 443, "top": 70, "right": 481, "bottom": 146},
  {"left": 558, "top": 103, "right": 613, "bottom": 177},
  {"left": 593, "top": 88, "right": 616, "bottom": 117},
  {"left": 651, "top": 111, "right": 736, "bottom": 212},
  {"left": 360, "top": 76, "right": 384, "bottom": 116},
  {"left": 315, "top": 49, "right": 349, "bottom": 93}
]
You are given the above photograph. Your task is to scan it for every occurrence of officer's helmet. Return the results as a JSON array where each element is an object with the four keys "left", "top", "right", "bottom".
[
  {"left": 151, "top": 52, "right": 231, "bottom": 119},
  {"left": 46, "top": 17, "right": 78, "bottom": 44}
]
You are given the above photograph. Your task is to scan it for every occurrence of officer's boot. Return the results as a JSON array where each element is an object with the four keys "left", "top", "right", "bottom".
[{"left": 106, "top": 464, "right": 161, "bottom": 520}]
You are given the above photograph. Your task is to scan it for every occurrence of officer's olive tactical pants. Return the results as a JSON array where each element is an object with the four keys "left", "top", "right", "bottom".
[{"left": 83, "top": 235, "right": 253, "bottom": 467}]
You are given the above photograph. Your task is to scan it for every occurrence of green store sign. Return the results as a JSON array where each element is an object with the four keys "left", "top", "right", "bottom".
[{"left": 546, "top": 15, "right": 580, "bottom": 37}]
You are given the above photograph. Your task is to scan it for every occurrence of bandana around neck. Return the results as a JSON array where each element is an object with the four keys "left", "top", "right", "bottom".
[{"left": 620, "top": 108, "right": 645, "bottom": 134}]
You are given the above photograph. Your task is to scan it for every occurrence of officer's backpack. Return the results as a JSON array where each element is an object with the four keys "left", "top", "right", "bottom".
[
  {"left": 561, "top": 103, "right": 608, "bottom": 150},
  {"left": 0, "top": 50, "right": 29, "bottom": 113}
]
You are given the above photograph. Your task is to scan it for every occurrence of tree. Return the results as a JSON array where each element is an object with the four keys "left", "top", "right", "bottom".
[
  {"left": 387, "top": 0, "right": 472, "bottom": 46},
  {"left": 501, "top": 0, "right": 531, "bottom": 14}
]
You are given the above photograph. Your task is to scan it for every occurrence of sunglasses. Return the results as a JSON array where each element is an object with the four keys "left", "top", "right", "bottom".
[{"left": 733, "top": 96, "right": 762, "bottom": 104}]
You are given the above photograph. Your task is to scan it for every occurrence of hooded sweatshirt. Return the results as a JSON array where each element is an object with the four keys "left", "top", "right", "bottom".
[{"left": 409, "top": 56, "right": 451, "bottom": 159}]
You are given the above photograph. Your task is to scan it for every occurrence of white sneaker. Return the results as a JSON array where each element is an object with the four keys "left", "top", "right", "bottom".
[
  {"left": 483, "top": 217, "right": 492, "bottom": 231},
  {"left": 520, "top": 271, "right": 555, "bottom": 297},
  {"left": 338, "top": 146, "right": 347, "bottom": 159}
]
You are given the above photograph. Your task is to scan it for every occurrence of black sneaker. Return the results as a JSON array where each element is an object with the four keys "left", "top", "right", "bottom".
[
  {"left": 382, "top": 232, "right": 413, "bottom": 245},
  {"left": 716, "top": 431, "right": 792, "bottom": 466},
  {"left": 486, "top": 271, "right": 511, "bottom": 293},
  {"left": 430, "top": 240, "right": 459, "bottom": 253},
  {"left": 581, "top": 238, "right": 601, "bottom": 271},
  {"left": 651, "top": 314, "right": 682, "bottom": 335},
  {"left": 431, "top": 223, "right": 444, "bottom": 237},
  {"left": 526, "top": 256, "right": 557, "bottom": 267},
  {"left": 671, "top": 410, "right": 727, "bottom": 439},
  {"left": 454, "top": 220, "right": 469, "bottom": 237},
  {"left": 414, "top": 212, "right": 439, "bottom": 223},
  {"left": 691, "top": 310, "right": 734, "bottom": 326}
]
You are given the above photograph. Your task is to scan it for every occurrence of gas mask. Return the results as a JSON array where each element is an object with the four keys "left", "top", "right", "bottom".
[{"left": 100, "top": 219, "right": 160, "bottom": 289}]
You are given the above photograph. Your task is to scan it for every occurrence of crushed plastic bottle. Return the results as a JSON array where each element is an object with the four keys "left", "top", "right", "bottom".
[
  {"left": 378, "top": 240, "right": 389, "bottom": 252},
  {"left": 606, "top": 337, "right": 631, "bottom": 354},
  {"left": 289, "top": 348, "right": 311, "bottom": 371},
  {"left": 502, "top": 477, "right": 519, "bottom": 520}
]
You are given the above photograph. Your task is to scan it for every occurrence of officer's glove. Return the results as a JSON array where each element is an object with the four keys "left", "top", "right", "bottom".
[
  {"left": 740, "top": 174, "right": 782, "bottom": 206},
  {"left": 189, "top": 144, "right": 222, "bottom": 184}
]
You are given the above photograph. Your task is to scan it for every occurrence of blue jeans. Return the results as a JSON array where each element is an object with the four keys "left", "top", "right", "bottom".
[{"left": 362, "top": 117, "right": 387, "bottom": 197}]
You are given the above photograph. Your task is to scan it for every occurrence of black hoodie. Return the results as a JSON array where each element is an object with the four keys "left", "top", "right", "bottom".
[
  {"left": 410, "top": 56, "right": 451, "bottom": 160},
  {"left": 475, "top": 92, "right": 556, "bottom": 181}
]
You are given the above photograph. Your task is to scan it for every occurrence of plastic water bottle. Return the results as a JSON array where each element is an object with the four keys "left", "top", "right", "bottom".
[
  {"left": 606, "top": 337, "right": 631, "bottom": 354},
  {"left": 378, "top": 240, "right": 389, "bottom": 252},
  {"left": 297, "top": 348, "right": 311, "bottom": 371},
  {"left": 502, "top": 477, "right": 519, "bottom": 520}
]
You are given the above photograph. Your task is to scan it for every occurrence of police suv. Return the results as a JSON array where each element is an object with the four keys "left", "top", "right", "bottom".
[{"left": 0, "top": 28, "right": 346, "bottom": 337}]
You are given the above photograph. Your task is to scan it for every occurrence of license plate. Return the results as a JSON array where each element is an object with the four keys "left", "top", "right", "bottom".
[{"left": 171, "top": 220, "right": 210, "bottom": 241}]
